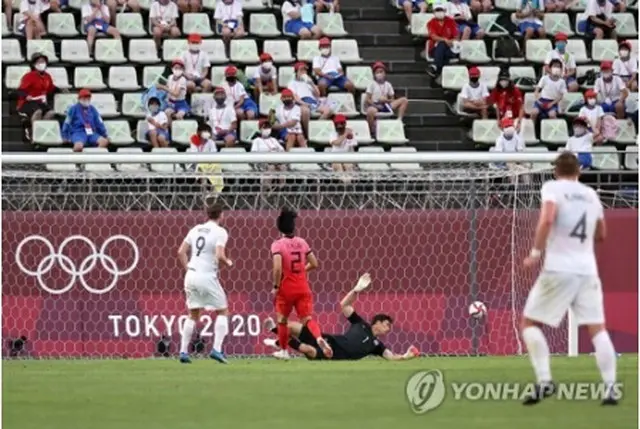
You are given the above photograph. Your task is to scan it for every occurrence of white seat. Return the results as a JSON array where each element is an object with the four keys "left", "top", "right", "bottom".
[
  {"left": 143, "top": 66, "right": 166, "bottom": 88},
  {"left": 122, "top": 93, "right": 146, "bottom": 118},
  {"left": 591, "top": 40, "right": 618, "bottom": 62},
  {"left": 477, "top": 13, "right": 509, "bottom": 37},
  {"left": 116, "top": 147, "right": 148, "bottom": 172},
  {"left": 240, "top": 120, "right": 260, "bottom": 143},
  {"left": 48, "top": 67, "right": 71, "bottom": 90},
  {"left": 613, "top": 13, "right": 638, "bottom": 37},
  {"left": 614, "top": 120, "right": 637, "bottom": 144},
  {"left": 33, "top": 120, "right": 63, "bottom": 146},
  {"left": 278, "top": 66, "right": 294, "bottom": 89},
  {"left": 191, "top": 93, "right": 214, "bottom": 117},
  {"left": 332, "top": 39, "right": 362, "bottom": 64},
  {"left": 46, "top": 148, "right": 76, "bottom": 172},
  {"left": 410, "top": 13, "right": 433, "bottom": 37},
  {"left": 136, "top": 119, "right": 149, "bottom": 143},
  {"left": 308, "top": 120, "right": 334, "bottom": 145},
  {"left": 263, "top": 39, "right": 294, "bottom": 63},
  {"left": 540, "top": 119, "right": 569, "bottom": 144},
  {"left": 74, "top": 67, "right": 107, "bottom": 90},
  {"left": 61, "top": 39, "right": 91, "bottom": 63},
  {"left": 525, "top": 39, "right": 552, "bottom": 64},
  {"left": 258, "top": 93, "right": 282, "bottom": 116},
  {"left": 297, "top": 40, "right": 320, "bottom": 62},
  {"left": 543, "top": 13, "right": 574, "bottom": 36},
  {"left": 566, "top": 39, "right": 589, "bottom": 64},
  {"left": 358, "top": 146, "right": 389, "bottom": 171},
  {"left": 109, "top": 66, "right": 140, "bottom": 91},
  {"left": 509, "top": 66, "right": 536, "bottom": 83},
  {"left": 2, "top": 38, "right": 23, "bottom": 63},
  {"left": 95, "top": 39, "right": 127, "bottom": 64},
  {"left": 460, "top": 40, "right": 491, "bottom": 64},
  {"left": 442, "top": 66, "right": 468, "bottom": 91},
  {"left": 48, "top": 13, "right": 78, "bottom": 37},
  {"left": 230, "top": 39, "right": 260, "bottom": 64},
  {"left": 201, "top": 39, "right": 228, "bottom": 63},
  {"left": 163, "top": 39, "right": 188, "bottom": 61},
  {"left": 103, "top": 120, "right": 134, "bottom": 146},
  {"left": 569, "top": 0, "right": 588, "bottom": 10},
  {"left": 129, "top": 39, "right": 160, "bottom": 64},
  {"left": 592, "top": 146, "right": 621, "bottom": 170},
  {"left": 494, "top": 0, "right": 519, "bottom": 10},
  {"left": 347, "top": 119, "right": 374, "bottom": 144},
  {"left": 182, "top": 13, "right": 214, "bottom": 36},
  {"left": 523, "top": 92, "right": 536, "bottom": 116},
  {"left": 327, "top": 93, "right": 358, "bottom": 117},
  {"left": 116, "top": 13, "right": 147, "bottom": 37},
  {"left": 2, "top": 13, "right": 10, "bottom": 36},
  {"left": 210, "top": 66, "right": 227, "bottom": 87},
  {"left": 4, "top": 65, "right": 30, "bottom": 89},
  {"left": 27, "top": 39, "right": 58, "bottom": 62},
  {"left": 92, "top": 93, "right": 119, "bottom": 117},
  {"left": 53, "top": 93, "right": 77, "bottom": 115},
  {"left": 455, "top": 93, "right": 476, "bottom": 117},
  {"left": 171, "top": 120, "right": 199, "bottom": 146},
  {"left": 316, "top": 13, "right": 348, "bottom": 37},
  {"left": 477, "top": 66, "right": 500, "bottom": 89},
  {"left": 624, "top": 145, "right": 638, "bottom": 170},
  {"left": 83, "top": 148, "right": 113, "bottom": 173},
  {"left": 390, "top": 146, "right": 421, "bottom": 170},
  {"left": 376, "top": 120, "right": 408, "bottom": 144},
  {"left": 518, "top": 118, "right": 538, "bottom": 145},
  {"left": 242, "top": 0, "right": 266, "bottom": 10},
  {"left": 472, "top": 119, "right": 500, "bottom": 144},
  {"left": 346, "top": 66, "right": 374, "bottom": 91},
  {"left": 150, "top": 147, "right": 179, "bottom": 173},
  {"left": 250, "top": 13, "right": 281, "bottom": 37},
  {"left": 219, "top": 147, "right": 252, "bottom": 172},
  {"left": 559, "top": 92, "right": 584, "bottom": 116},
  {"left": 289, "top": 147, "right": 322, "bottom": 172}
]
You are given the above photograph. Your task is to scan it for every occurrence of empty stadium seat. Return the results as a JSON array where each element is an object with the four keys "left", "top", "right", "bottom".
[
  {"left": 347, "top": 66, "right": 374, "bottom": 91},
  {"left": 202, "top": 0, "right": 216, "bottom": 9},
  {"left": 543, "top": 13, "right": 574, "bottom": 36},
  {"left": 613, "top": 13, "right": 638, "bottom": 37},
  {"left": 143, "top": 66, "right": 166, "bottom": 88},
  {"left": 472, "top": 119, "right": 500, "bottom": 145},
  {"left": 376, "top": 120, "right": 408, "bottom": 144},
  {"left": 95, "top": 39, "right": 127, "bottom": 64},
  {"left": 191, "top": 93, "right": 214, "bottom": 117},
  {"left": 477, "top": 13, "right": 509, "bottom": 37},
  {"left": 525, "top": 39, "right": 552, "bottom": 64},
  {"left": 230, "top": 39, "right": 260, "bottom": 64},
  {"left": 327, "top": 93, "right": 358, "bottom": 117},
  {"left": 75, "top": 67, "right": 107, "bottom": 90},
  {"left": 129, "top": 39, "right": 160, "bottom": 64},
  {"left": 263, "top": 40, "right": 295, "bottom": 63},
  {"left": 48, "top": 67, "right": 71, "bottom": 90},
  {"left": 54, "top": 93, "right": 77, "bottom": 115},
  {"left": 614, "top": 120, "right": 638, "bottom": 144},
  {"left": 116, "top": 147, "right": 147, "bottom": 172},
  {"left": 92, "top": 93, "right": 119, "bottom": 117},
  {"left": 624, "top": 145, "right": 638, "bottom": 170},
  {"left": 592, "top": 146, "right": 621, "bottom": 170},
  {"left": 2, "top": 13, "right": 9, "bottom": 37},
  {"left": 308, "top": 120, "right": 334, "bottom": 145},
  {"left": 358, "top": 146, "right": 390, "bottom": 171},
  {"left": 278, "top": 66, "right": 295, "bottom": 88},
  {"left": 46, "top": 148, "right": 76, "bottom": 172},
  {"left": 591, "top": 40, "right": 618, "bottom": 62},
  {"left": 316, "top": 13, "right": 348, "bottom": 37},
  {"left": 509, "top": 66, "right": 536, "bottom": 85},
  {"left": 116, "top": 13, "right": 147, "bottom": 37},
  {"left": 332, "top": 39, "right": 362, "bottom": 63},
  {"left": 240, "top": 120, "right": 259, "bottom": 143},
  {"left": 61, "top": 39, "right": 91, "bottom": 63},
  {"left": 569, "top": 0, "right": 588, "bottom": 10},
  {"left": 163, "top": 39, "right": 188, "bottom": 61},
  {"left": 242, "top": 0, "right": 267, "bottom": 10},
  {"left": 523, "top": 92, "right": 536, "bottom": 116},
  {"left": 183, "top": 13, "right": 214, "bottom": 36},
  {"left": 48, "top": 13, "right": 78, "bottom": 37},
  {"left": 520, "top": 118, "right": 539, "bottom": 145},
  {"left": 83, "top": 148, "right": 113, "bottom": 172},
  {"left": 297, "top": 40, "right": 320, "bottom": 62},
  {"left": 560, "top": 92, "right": 584, "bottom": 117},
  {"left": 4, "top": 65, "right": 29, "bottom": 89},
  {"left": 122, "top": 93, "right": 146, "bottom": 118},
  {"left": 32, "top": 120, "right": 63, "bottom": 146},
  {"left": 410, "top": 13, "right": 432, "bottom": 37},
  {"left": 210, "top": 66, "right": 227, "bottom": 87},
  {"left": 460, "top": 40, "right": 491, "bottom": 64},
  {"left": 250, "top": 13, "right": 281, "bottom": 37},
  {"left": 201, "top": 39, "right": 228, "bottom": 63},
  {"left": 290, "top": 147, "right": 322, "bottom": 172},
  {"left": 150, "top": 147, "right": 179, "bottom": 173},
  {"left": 494, "top": 0, "right": 519, "bottom": 10},
  {"left": 258, "top": 93, "right": 282, "bottom": 115},
  {"left": 347, "top": 119, "right": 374, "bottom": 144},
  {"left": 171, "top": 120, "right": 198, "bottom": 146},
  {"left": 136, "top": 119, "right": 149, "bottom": 143},
  {"left": 478, "top": 66, "right": 500, "bottom": 89},
  {"left": 390, "top": 146, "right": 421, "bottom": 170},
  {"left": 442, "top": 66, "right": 468, "bottom": 91},
  {"left": 540, "top": 119, "right": 569, "bottom": 144},
  {"left": 566, "top": 39, "right": 589, "bottom": 63},
  {"left": 27, "top": 39, "right": 58, "bottom": 62},
  {"left": 105, "top": 120, "right": 135, "bottom": 145},
  {"left": 219, "top": 147, "right": 252, "bottom": 172},
  {"left": 109, "top": 66, "right": 140, "bottom": 91}
]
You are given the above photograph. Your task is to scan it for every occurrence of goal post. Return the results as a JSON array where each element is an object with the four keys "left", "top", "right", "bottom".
[{"left": 3, "top": 151, "right": 586, "bottom": 359}]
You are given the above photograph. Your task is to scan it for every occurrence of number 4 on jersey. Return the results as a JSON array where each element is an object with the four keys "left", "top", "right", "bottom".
[{"left": 569, "top": 212, "right": 588, "bottom": 243}]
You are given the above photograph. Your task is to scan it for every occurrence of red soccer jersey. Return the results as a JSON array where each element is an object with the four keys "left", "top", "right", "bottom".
[{"left": 271, "top": 236, "right": 311, "bottom": 293}]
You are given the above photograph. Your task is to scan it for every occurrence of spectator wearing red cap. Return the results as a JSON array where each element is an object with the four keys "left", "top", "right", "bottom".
[
  {"left": 61, "top": 89, "right": 109, "bottom": 153},
  {"left": 594, "top": 60, "right": 628, "bottom": 118},
  {"left": 446, "top": 0, "right": 485, "bottom": 40},
  {"left": 215, "top": 0, "right": 246, "bottom": 46},
  {"left": 459, "top": 67, "right": 490, "bottom": 118},
  {"left": 564, "top": 117, "right": 594, "bottom": 169},
  {"left": 250, "top": 53, "right": 278, "bottom": 99},
  {"left": 177, "top": 0, "right": 200, "bottom": 13},
  {"left": 150, "top": 0, "right": 180, "bottom": 50},
  {"left": 487, "top": 70, "right": 524, "bottom": 124},
  {"left": 222, "top": 65, "right": 258, "bottom": 120},
  {"left": 146, "top": 96, "right": 170, "bottom": 148},
  {"left": 287, "top": 62, "right": 333, "bottom": 134},
  {"left": 531, "top": 58, "right": 567, "bottom": 122},
  {"left": 544, "top": 33, "right": 578, "bottom": 92},
  {"left": 313, "top": 38, "right": 355, "bottom": 96},
  {"left": 613, "top": 41, "right": 638, "bottom": 91},
  {"left": 364, "top": 62, "right": 408, "bottom": 134},
  {"left": 158, "top": 60, "right": 190, "bottom": 123},
  {"left": 105, "top": 0, "right": 140, "bottom": 25},
  {"left": 181, "top": 34, "right": 212, "bottom": 93},
  {"left": 581, "top": 0, "right": 616, "bottom": 39},
  {"left": 494, "top": 117, "right": 525, "bottom": 154},
  {"left": 273, "top": 89, "right": 307, "bottom": 150},
  {"left": 398, "top": 0, "right": 426, "bottom": 32},
  {"left": 426, "top": 4, "right": 458, "bottom": 78},
  {"left": 329, "top": 114, "right": 357, "bottom": 176},
  {"left": 282, "top": 0, "right": 322, "bottom": 39},
  {"left": 207, "top": 87, "right": 238, "bottom": 147},
  {"left": 17, "top": 53, "right": 56, "bottom": 141},
  {"left": 17, "top": 0, "right": 47, "bottom": 40},
  {"left": 515, "top": 0, "right": 546, "bottom": 53},
  {"left": 579, "top": 89, "right": 606, "bottom": 143},
  {"left": 82, "top": 0, "right": 121, "bottom": 55}
]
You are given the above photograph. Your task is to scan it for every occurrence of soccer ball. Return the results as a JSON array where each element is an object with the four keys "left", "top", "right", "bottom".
[{"left": 468, "top": 301, "right": 487, "bottom": 319}]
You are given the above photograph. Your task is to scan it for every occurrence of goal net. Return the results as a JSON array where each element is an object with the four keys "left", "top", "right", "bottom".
[{"left": 2, "top": 160, "right": 561, "bottom": 358}]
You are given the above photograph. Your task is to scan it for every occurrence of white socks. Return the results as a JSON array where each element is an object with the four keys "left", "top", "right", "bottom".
[
  {"left": 180, "top": 318, "right": 196, "bottom": 354},
  {"left": 592, "top": 330, "right": 617, "bottom": 386},
  {"left": 522, "top": 326, "right": 552, "bottom": 383},
  {"left": 213, "top": 315, "right": 229, "bottom": 353}
]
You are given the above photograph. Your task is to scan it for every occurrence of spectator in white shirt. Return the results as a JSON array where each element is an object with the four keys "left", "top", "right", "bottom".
[
  {"left": 177, "top": 0, "right": 200, "bottom": 13},
  {"left": 273, "top": 89, "right": 307, "bottom": 151},
  {"left": 329, "top": 114, "right": 357, "bottom": 175},
  {"left": 189, "top": 123, "right": 217, "bottom": 153},
  {"left": 82, "top": 0, "right": 121, "bottom": 54},
  {"left": 207, "top": 87, "right": 238, "bottom": 147},
  {"left": 288, "top": 61, "right": 333, "bottom": 134},
  {"left": 181, "top": 33, "right": 212, "bottom": 93},
  {"left": 582, "top": 0, "right": 616, "bottom": 39},
  {"left": 459, "top": 66, "right": 490, "bottom": 118},
  {"left": 251, "top": 53, "right": 278, "bottom": 100},
  {"left": 613, "top": 41, "right": 638, "bottom": 91},
  {"left": 145, "top": 97, "right": 170, "bottom": 147},
  {"left": 251, "top": 120, "right": 286, "bottom": 181},
  {"left": 18, "top": 0, "right": 47, "bottom": 40},
  {"left": 150, "top": 0, "right": 180, "bottom": 50},
  {"left": 494, "top": 117, "right": 525, "bottom": 152},
  {"left": 531, "top": 59, "right": 567, "bottom": 122},
  {"left": 564, "top": 117, "right": 594, "bottom": 169},
  {"left": 595, "top": 60, "right": 629, "bottom": 118},
  {"left": 578, "top": 89, "right": 606, "bottom": 143},
  {"left": 313, "top": 37, "right": 355, "bottom": 96},
  {"left": 364, "top": 61, "right": 408, "bottom": 134},
  {"left": 446, "top": 0, "right": 485, "bottom": 40},
  {"left": 515, "top": 0, "right": 546, "bottom": 52},
  {"left": 282, "top": 0, "right": 322, "bottom": 39},
  {"left": 222, "top": 65, "right": 258, "bottom": 120},
  {"left": 105, "top": 0, "right": 140, "bottom": 25},
  {"left": 157, "top": 60, "right": 190, "bottom": 123},
  {"left": 544, "top": 32, "right": 579, "bottom": 92},
  {"left": 214, "top": 0, "right": 245, "bottom": 46}
]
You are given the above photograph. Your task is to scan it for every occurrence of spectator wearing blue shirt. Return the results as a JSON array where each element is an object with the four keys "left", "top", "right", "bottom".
[{"left": 61, "top": 89, "right": 109, "bottom": 152}]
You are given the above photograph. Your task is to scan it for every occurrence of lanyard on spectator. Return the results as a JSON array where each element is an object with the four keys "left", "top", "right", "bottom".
[
  {"left": 213, "top": 107, "right": 225, "bottom": 127},
  {"left": 190, "top": 53, "right": 200, "bottom": 71}
]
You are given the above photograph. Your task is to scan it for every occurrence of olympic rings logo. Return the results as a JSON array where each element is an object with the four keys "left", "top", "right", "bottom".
[{"left": 15, "top": 235, "right": 140, "bottom": 295}]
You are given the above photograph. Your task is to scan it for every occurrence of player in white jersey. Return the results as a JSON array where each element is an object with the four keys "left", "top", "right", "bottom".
[
  {"left": 521, "top": 152, "right": 618, "bottom": 406},
  {"left": 177, "top": 203, "right": 233, "bottom": 364}
]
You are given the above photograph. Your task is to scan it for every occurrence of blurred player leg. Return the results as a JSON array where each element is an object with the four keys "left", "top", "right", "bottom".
[
  {"left": 296, "top": 292, "right": 333, "bottom": 358},
  {"left": 275, "top": 294, "right": 294, "bottom": 360},
  {"left": 208, "top": 279, "right": 230, "bottom": 363},
  {"left": 180, "top": 311, "right": 198, "bottom": 363}
]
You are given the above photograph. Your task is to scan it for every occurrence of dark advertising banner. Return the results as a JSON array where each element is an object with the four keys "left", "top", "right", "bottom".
[{"left": 2, "top": 210, "right": 637, "bottom": 358}]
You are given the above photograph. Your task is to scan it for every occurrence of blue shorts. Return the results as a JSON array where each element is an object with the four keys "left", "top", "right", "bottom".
[
  {"left": 71, "top": 131, "right": 102, "bottom": 146},
  {"left": 147, "top": 129, "right": 170, "bottom": 141},
  {"left": 240, "top": 98, "right": 258, "bottom": 114},
  {"left": 277, "top": 129, "right": 288, "bottom": 141},
  {"left": 565, "top": 76, "right": 577, "bottom": 85},
  {"left": 217, "top": 20, "right": 239, "bottom": 34},
  {"left": 215, "top": 130, "right": 237, "bottom": 141},
  {"left": 457, "top": 22, "right": 481, "bottom": 38},
  {"left": 534, "top": 98, "right": 558, "bottom": 117},
  {"left": 518, "top": 22, "right": 543, "bottom": 34},
  {"left": 578, "top": 152, "right": 592, "bottom": 169},
  {"left": 167, "top": 99, "right": 190, "bottom": 114},
  {"left": 302, "top": 96, "right": 320, "bottom": 111},
  {"left": 397, "top": 0, "right": 425, "bottom": 6},
  {"left": 84, "top": 19, "right": 110, "bottom": 33},
  {"left": 601, "top": 101, "right": 619, "bottom": 113},
  {"left": 318, "top": 74, "right": 349, "bottom": 90},
  {"left": 284, "top": 19, "right": 314, "bottom": 35},
  {"left": 372, "top": 102, "right": 392, "bottom": 113}
]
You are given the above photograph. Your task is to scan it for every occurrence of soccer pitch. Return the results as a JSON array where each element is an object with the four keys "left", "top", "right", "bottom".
[{"left": 3, "top": 355, "right": 637, "bottom": 429}]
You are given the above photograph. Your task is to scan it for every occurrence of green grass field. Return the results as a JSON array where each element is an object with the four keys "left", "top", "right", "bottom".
[{"left": 3, "top": 355, "right": 637, "bottom": 429}]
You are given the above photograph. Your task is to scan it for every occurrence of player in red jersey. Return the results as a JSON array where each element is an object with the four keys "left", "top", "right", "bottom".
[{"left": 270, "top": 208, "right": 333, "bottom": 360}]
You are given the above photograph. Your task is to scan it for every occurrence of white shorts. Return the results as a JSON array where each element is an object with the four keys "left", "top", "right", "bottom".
[
  {"left": 523, "top": 271, "right": 604, "bottom": 328},
  {"left": 183, "top": 270, "right": 228, "bottom": 310}
]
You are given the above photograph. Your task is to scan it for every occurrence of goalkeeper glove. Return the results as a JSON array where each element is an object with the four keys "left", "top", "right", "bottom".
[{"left": 353, "top": 273, "right": 372, "bottom": 292}]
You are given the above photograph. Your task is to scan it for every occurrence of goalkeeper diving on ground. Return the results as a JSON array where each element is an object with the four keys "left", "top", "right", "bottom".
[{"left": 263, "top": 273, "right": 420, "bottom": 361}]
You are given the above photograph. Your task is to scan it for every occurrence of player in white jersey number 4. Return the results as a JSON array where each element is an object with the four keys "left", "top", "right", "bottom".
[
  {"left": 521, "top": 152, "right": 618, "bottom": 406},
  {"left": 177, "top": 203, "right": 233, "bottom": 364}
]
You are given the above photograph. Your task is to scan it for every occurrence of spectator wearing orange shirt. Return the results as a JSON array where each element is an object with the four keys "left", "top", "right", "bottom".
[{"left": 426, "top": 3, "right": 458, "bottom": 79}]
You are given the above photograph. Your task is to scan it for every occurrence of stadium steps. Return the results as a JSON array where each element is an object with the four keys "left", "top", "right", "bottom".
[{"left": 345, "top": 20, "right": 404, "bottom": 35}]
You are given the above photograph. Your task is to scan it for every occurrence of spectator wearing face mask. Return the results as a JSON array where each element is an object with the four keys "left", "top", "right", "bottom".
[
  {"left": 459, "top": 66, "right": 490, "bottom": 118},
  {"left": 487, "top": 70, "right": 524, "bottom": 124},
  {"left": 251, "top": 53, "right": 278, "bottom": 100},
  {"left": 564, "top": 117, "right": 594, "bottom": 169},
  {"left": 582, "top": 0, "right": 616, "bottom": 39},
  {"left": 398, "top": 0, "right": 427, "bottom": 33},
  {"left": 328, "top": 114, "right": 357, "bottom": 175},
  {"left": 251, "top": 119, "right": 285, "bottom": 154},
  {"left": 17, "top": 53, "right": 56, "bottom": 141},
  {"left": 181, "top": 34, "right": 212, "bottom": 93},
  {"left": 515, "top": 0, "right": 546, "bottom": 53},
  {"left": 313, "top": 37, "right": 355, "bottom": 97},
  {"left": 222, "top": 66, "right": 258, "bottom": 120},
  {"left": 578, "top": 89, "right": 606, "bottom": 143},
  {"left": 273, "top": 89, "right": 307, "bottom": 151},
  {"left": 493, "top": 117, "right": 525, "bottom": 153},
  {"left": 288, "top": 62, "right": 333, "bottom": 134},
  {"left": 446, "top": 0, "right": 485, "bottom": 41},
  {"left": 189, "top": 123, "right": 217, "bottom": 153},
  {"left": 61, "top": 89, "right": 109, "bottom": 153},
  {"left": 595, "top": 60, "right": 629, "bottom": 119},
  {"left": 530, "top": 59, "right": 567, "bottom": 122},
  {"left": 282, "top": 0, "right": 322, "bottom": 39},
  {"left": 82, "top": 0, "right": 121, "bottom": 55},
  {"left": 18, "top": 0, "right": 47, "bottom": 40},
  {"left": 613, "top": 41, "right": 638, "bottom": 92},
  {"left": 146, "top": 97, "right": 170, "bottom": 148},
  {"left": 364, "top": 62, "right": 408, "bottom": 134},
  {"left": 150, "top": 0, "right": 181, "bottom": 50},
  {"left": 544, "top": 33, "right": 578, "bottom": 92},
  {"left": 214, "top": 0, "right": 245, "bottom": 46},
  {"left": 426, "top": 4, "right": 458, "bottom": 79},
  {"left": 158, "top": 60, "right": 190, "bottom": 124},
  {"left": 207, "top": 87, "right": 238, "bottom": 147}
]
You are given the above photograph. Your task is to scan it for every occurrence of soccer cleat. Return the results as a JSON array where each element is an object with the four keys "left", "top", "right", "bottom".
[
  {"left": 179, "top": 352, "right": 192, "bottom": 364},
  {"left": 522, "top": 382, "right": 556, "bottom": 406},
  {"left": 263, "top": 317, "right": 276, "bottom": 333},
  {"left": 272, "top": 349, "right": 291, "bottom": 360},
  {"left": 601, "top": 397, "right": 619, "bottom": 406},
  {"left": 209, "top": 349, "right": 228, "bottom": 364},
  {"left": 317, "top": 337, "right": 333, "bottom": 359},
  {"left": 263, "top": 338, "right": 279, "bottom": 350}
]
